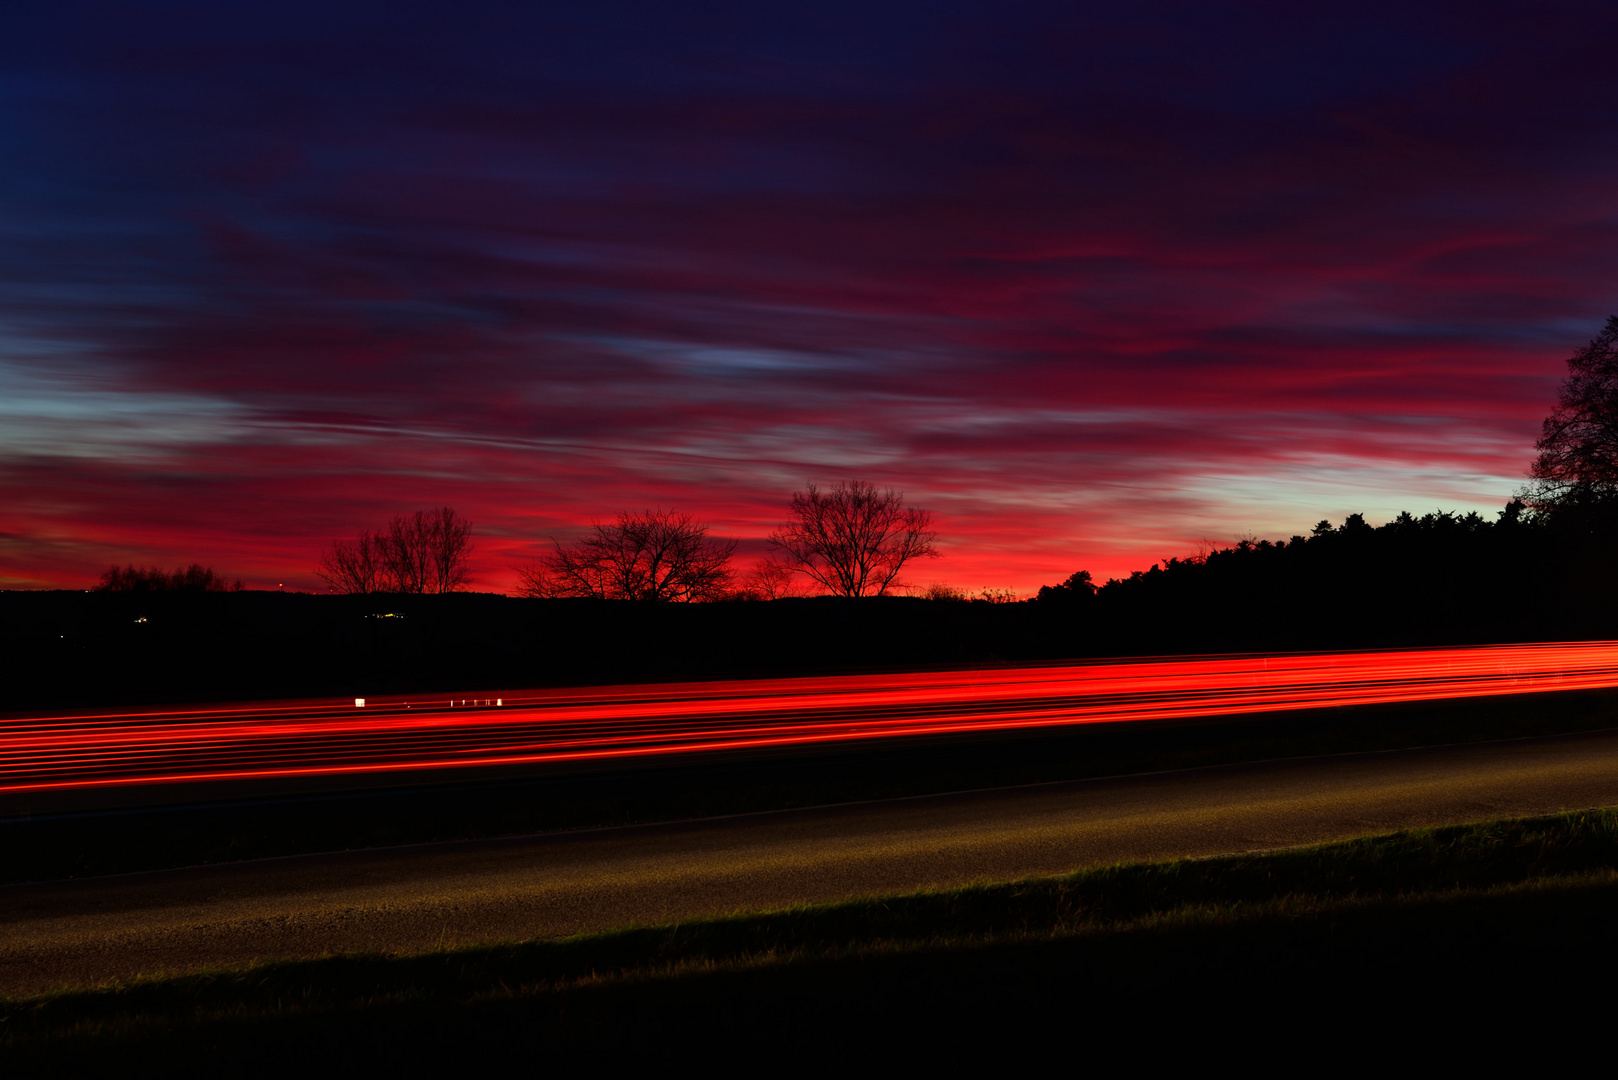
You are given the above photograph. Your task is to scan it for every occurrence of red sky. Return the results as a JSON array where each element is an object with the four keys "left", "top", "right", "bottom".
[{"left": 2, "top": 2, "right": 1615, "bottom": 594}]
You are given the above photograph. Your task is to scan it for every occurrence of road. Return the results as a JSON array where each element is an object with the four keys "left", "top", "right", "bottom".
[
  {"left": 8, "top": 641, "right": 1618, "bottom": 800},
  {"left": 6, "top": 724, "right": 1618, "bottom": 997}
]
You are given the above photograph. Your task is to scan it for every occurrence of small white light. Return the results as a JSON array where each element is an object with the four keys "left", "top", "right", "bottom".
[
  {"left": 355, "top": 698, "right": 365, "bottom": 707},
  {"left": 496, "top": 698, "right": 502, "bottom": 706}
]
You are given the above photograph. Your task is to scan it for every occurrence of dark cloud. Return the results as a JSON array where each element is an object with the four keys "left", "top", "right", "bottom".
[{"left": 2, "top": 2, "right": 1614, "bottom": 591}]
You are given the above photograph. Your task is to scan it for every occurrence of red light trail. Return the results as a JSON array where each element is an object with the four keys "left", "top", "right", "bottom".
[{"left": 5, "top": 641, "right": 1618, "bottom": 796}]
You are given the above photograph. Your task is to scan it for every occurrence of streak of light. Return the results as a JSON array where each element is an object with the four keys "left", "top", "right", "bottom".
[{"left": 4, "top": 642, "right": 1617, "bottom": 795}]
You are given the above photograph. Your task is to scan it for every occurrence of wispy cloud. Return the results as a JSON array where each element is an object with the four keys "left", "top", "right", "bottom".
[{"left": 1, "top": 2, "right": 1612, "bottom": 591}]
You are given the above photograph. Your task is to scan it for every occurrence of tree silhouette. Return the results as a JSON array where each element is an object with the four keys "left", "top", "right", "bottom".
[
  {"left": 768, "top": 480, "right": 938, "bottom": 597},
  {"left": 388, "top": 507, "right": 475, "bottom": 594},
  {"left": 97, "top": 564, "right": 242, "bottom": 592},
  {"left": 318, "top": 507, "right": 473, "bottom": 594},
  {"left": 1523, "top": 315, "right": 1618, "bottom": 512},
  {"left": 318, "top": 530, "right": 387, "bottom": 594},
  {"left": 1035, "top": 570, "right": 1095, "bottom": 605},
  {"left": 529, "top": 509, "right": 736, "bottom": 601},
  {"left": 744, "top": 559, "right": 802, "bottom": 600}
]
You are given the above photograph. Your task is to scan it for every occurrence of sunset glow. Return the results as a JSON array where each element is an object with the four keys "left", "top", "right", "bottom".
[{"left": 5, "top": 4, "right": 1616, "bottom": 593}]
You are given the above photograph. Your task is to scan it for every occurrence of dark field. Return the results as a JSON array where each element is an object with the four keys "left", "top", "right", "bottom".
[
  {"left": 6, "top": 809, "right": 1617, "bottom": 1068},
  {"left": 8, "top": 584, "right": 1617, "bottom": 713}
]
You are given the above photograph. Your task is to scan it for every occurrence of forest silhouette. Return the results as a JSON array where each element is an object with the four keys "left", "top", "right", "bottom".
[
  {"left": 1033, "top": 315, "right": 1618, "bottom": 650},
  {"left": 1029, "top": 499, "right": 1618, "bottom": 651}
]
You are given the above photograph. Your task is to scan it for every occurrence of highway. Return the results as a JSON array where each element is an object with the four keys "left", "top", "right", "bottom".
[
  {"left": 7, "top": 724, "right": 1618, "bottom": 997},
  {"left": 8, "top": 641, "right": 1618, "bottom": 797}
]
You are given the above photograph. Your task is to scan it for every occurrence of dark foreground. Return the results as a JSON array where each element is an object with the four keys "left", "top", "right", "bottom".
[
  {"left": 6, "top": 809, "right": 1617, "bottom": 1069},
  {"left": 10, "top": 723, "right": 1618, "bottom": 996},
  {"left": 8, "top": 578, "right": 1618, "bottom": 713}
]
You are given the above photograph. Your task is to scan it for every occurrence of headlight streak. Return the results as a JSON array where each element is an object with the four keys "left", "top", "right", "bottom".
[{"left": 2, "top": 642, "right": 1614, "bottom": 795}]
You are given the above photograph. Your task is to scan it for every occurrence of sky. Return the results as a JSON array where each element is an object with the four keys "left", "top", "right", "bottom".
[{"left": 3, "top": 1, "right": 1617, "bottom": 594}]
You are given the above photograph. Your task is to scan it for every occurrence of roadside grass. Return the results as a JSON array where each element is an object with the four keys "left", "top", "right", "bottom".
[{"left": 7, "top": 807, "right": 1618, "bottom": 1067}]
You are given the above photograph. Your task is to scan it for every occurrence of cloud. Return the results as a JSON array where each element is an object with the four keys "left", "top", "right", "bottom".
[{"left": 2, "top": 2, "right": 1614, "bottom": 592}]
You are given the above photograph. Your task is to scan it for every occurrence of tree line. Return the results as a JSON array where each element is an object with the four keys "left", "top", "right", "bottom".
[
  {"left": 1030, "top": 316, "right": 1618, "bottom": 646},
  {"left": 317, "top": 507, "right": 474, "bottom": 595},
  {"left": 316, "top": 480, "right": 940, "bottom": 599},
  {"left": 96, "top": 564, "right": 245, "bottom": 593},
  {"left": 1020, "top": 498, "right": 1618, "bottom": 650}
]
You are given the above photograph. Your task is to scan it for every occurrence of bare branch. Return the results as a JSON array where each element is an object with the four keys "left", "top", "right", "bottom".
[
  {"left": 318, "top": 530, "right": 387, "bottom": 594},
  {"left": 424, "top": 507, "right": 474, "bottom": 593},
  {"left": 746, "top": 559, "right": 802, "bottom": 600},
  {"left": 767, "top": 480, "right": 939, "bottom": 597},
  {"left": 514, "top": 560, "right": 555, "bottom": 598},
  {"left": 319, "top": 508, "right": 473, "bottom": 595},
  {"left": 539, "top": 509, "right": 737, "bottom": 601}
]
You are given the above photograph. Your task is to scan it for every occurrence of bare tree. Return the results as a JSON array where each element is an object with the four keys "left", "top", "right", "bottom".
[
  {"left": 514, "top": 559, "right": 551, "bottom": 599},
  {"left": 419, "top": 506, "right": 474, "bottom": 593},
  {"left": 383, "top": 512, "right": 429, "bottom": 593},
  {"left": 746, "top": 559, "right": 802, "bottom": 600},
  {"left": 318, "top": 530, "right": 387, "bottom": 594},
  {"left": 768, "top": 480, "right": 939, "bottom": 597},
  {"left": 318, "top": 508, "right": 473, "bottom": 594},
  {"left": 536, "top": 509, "right": 736, "bottom": 601}
]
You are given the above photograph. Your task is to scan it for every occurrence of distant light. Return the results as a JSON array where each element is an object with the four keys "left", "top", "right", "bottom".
[
  {"left": 355, "top": 698, "right": 365, "bottom": 707},
  {"left": 497, "top": 698, "right": 502, "bottom": 706}
]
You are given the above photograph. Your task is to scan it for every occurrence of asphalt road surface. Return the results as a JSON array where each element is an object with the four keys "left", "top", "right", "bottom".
[
  {"left": 7, "top": 725, "right": 1618, "bottom": 997},
  {"left": 12, "top": 641, "right": 1618, "bottom": 804}
]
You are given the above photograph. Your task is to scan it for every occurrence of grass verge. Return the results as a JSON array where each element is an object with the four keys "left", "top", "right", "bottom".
[{"left": 6, "top": 807, "right": 1618, "bottom": 1068}]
